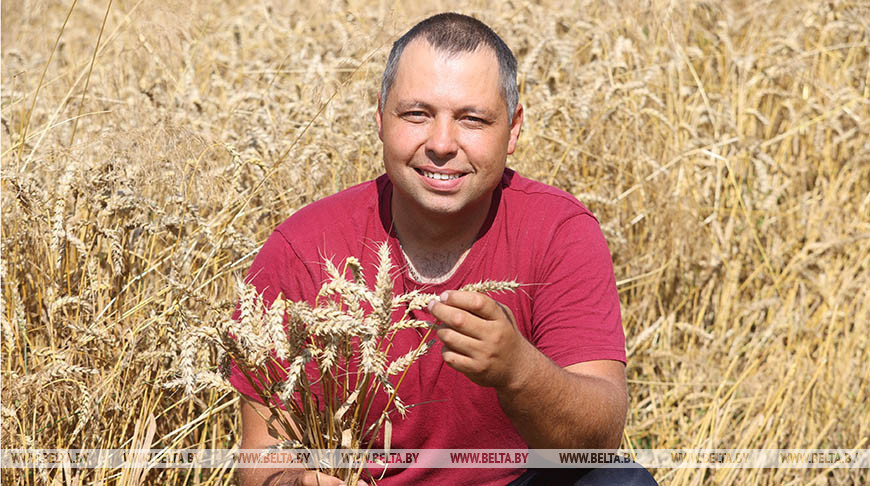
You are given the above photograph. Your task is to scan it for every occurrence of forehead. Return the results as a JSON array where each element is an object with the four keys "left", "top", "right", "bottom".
[{"left": 390, "top": 39, "right": 503, "bottom": 107}]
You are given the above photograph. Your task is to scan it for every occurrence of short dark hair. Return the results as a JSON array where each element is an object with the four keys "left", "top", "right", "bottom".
[{"left": 379, "top": 13, "right": 519, "bottom": 123}]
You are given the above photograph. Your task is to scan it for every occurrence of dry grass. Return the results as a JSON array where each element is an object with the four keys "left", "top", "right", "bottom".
[{"left": 1, "top": 0, "right": 868, "bottom": 485}]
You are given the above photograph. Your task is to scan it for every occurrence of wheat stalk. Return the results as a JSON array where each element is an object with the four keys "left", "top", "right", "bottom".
[{"left": 169, "top": 241, "right": 518, "bottom": 483}]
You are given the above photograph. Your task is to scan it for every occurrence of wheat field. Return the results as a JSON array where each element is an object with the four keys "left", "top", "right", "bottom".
[{"left": 1, "top": 0, "right": 868, "bottom": 484}]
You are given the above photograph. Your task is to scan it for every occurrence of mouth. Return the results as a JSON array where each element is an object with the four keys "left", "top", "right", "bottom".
[{"left": 414, "top": 168, "right": 466, "bottom": 181}]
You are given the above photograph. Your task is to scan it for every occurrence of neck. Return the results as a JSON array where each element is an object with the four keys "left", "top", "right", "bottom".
[{"left": 391, "top": 191, "right": 492, "bottom": 283}]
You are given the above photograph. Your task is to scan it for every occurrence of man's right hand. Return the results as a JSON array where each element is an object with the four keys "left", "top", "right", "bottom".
[
  {"left": 261, "top": 469, "right": 365, "bottom": 486},
  {"left": 241, "top": 468, "right": 367, "bottom": 486},
  {"left": 238, "top": 400, "right": 369, "bottom": 486}
]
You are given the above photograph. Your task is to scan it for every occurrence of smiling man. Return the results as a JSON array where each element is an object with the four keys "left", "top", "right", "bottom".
[
  {"left": 234, "top": 12, "right": 656, "bottom": 486},
  {"left": 378, "top": 34, "right": 521, "bottom": 284}
]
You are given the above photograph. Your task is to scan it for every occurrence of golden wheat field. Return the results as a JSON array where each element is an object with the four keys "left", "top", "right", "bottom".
[{"left": 1, "top": 0, "right": 868, "bottom": 484}]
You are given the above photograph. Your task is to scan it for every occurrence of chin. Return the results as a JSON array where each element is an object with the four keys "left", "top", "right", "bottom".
[{"left": 418, "top": 202, "right": 463, "bottom": 216}]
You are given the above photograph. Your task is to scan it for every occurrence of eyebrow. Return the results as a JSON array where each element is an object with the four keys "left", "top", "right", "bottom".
[
  {"left": 393, "top": 100, "right": 432, "bottom": 113},
  {"left": 393, "top": 100, "right": 500, "bottom": 119}
]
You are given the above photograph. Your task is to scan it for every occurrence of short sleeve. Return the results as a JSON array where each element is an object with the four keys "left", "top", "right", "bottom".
[{"left": 530, "top": 213, "right": 626, "bottom": 367}]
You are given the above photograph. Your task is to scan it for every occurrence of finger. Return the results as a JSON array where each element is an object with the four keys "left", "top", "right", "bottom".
[
  {"left": 428, "top": 297, "right": 486, "bottom": 339},
  {"left": 436, "top": 325, "right": 480, "bottom": 357},
  {"left": 441, "top": 348, "right": 479, "bottom": 375},
  {"left": 438, "top": 291, "right": 507, "bottom": 322}
]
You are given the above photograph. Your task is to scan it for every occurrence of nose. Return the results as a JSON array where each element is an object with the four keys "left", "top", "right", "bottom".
[{"left": 425, "top": 116, "right": 458, "bottom": 162}]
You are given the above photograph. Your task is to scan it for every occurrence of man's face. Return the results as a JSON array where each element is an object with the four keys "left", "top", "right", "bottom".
[{"left": 377, "top": 39, "right": 522, "bottom": 221}]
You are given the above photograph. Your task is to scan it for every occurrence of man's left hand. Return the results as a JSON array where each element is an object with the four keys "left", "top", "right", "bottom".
[{"left": 428, "top": 291, "right": 535, "bottom": 389}]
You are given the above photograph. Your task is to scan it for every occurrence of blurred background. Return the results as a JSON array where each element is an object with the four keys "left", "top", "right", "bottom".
[{"left": 2, "top": 0, "right": 868, "bottom": 484}]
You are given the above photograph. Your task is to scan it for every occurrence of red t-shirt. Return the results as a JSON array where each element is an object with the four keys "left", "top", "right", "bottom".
[{"left": 229, "top": 169, "right": 625, "bottom": 485}]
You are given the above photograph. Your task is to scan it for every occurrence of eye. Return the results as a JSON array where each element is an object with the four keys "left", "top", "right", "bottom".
[
  {"left": 462, "top": 115, "right": 490, "bottom": 126},
  {"left": 401, "top": 111, "right": 428, "bottom": 122}
]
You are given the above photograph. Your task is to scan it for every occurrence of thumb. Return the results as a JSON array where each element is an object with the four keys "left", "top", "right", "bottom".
[{"left": 300, "top": 470, "right": 345, "bottom": 486}]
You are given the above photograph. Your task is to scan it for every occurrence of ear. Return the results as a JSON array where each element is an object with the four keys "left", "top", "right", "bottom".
[
  {"left": 507, "top": 103, "right": 523, "bottom": 155},
  {"left": 376, "top": 93, "right": 384, "bottom": 142}
]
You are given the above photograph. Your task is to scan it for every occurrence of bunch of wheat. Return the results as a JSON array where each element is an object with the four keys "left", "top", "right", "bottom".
[{"left": 168, "top": 241, "right": 518, "bottom": 483}]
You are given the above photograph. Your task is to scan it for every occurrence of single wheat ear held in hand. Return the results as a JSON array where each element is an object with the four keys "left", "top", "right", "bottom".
[{"left": 168, "top": 241, "right": 519, "bottom": 484}]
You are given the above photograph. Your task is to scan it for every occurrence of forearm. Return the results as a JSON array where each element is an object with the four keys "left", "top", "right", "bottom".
[{"left": 496, "top": 342, "right": 627, "bottom": 449}]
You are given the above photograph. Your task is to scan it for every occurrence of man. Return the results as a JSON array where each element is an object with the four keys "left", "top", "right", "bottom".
[{"left": 233, "top": 12, "right": 656, "bottom": 486}]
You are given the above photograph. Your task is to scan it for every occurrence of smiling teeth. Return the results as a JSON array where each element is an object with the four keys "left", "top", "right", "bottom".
[{"left": 421, "top": 170, "right": 462, "bottom": 180}]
